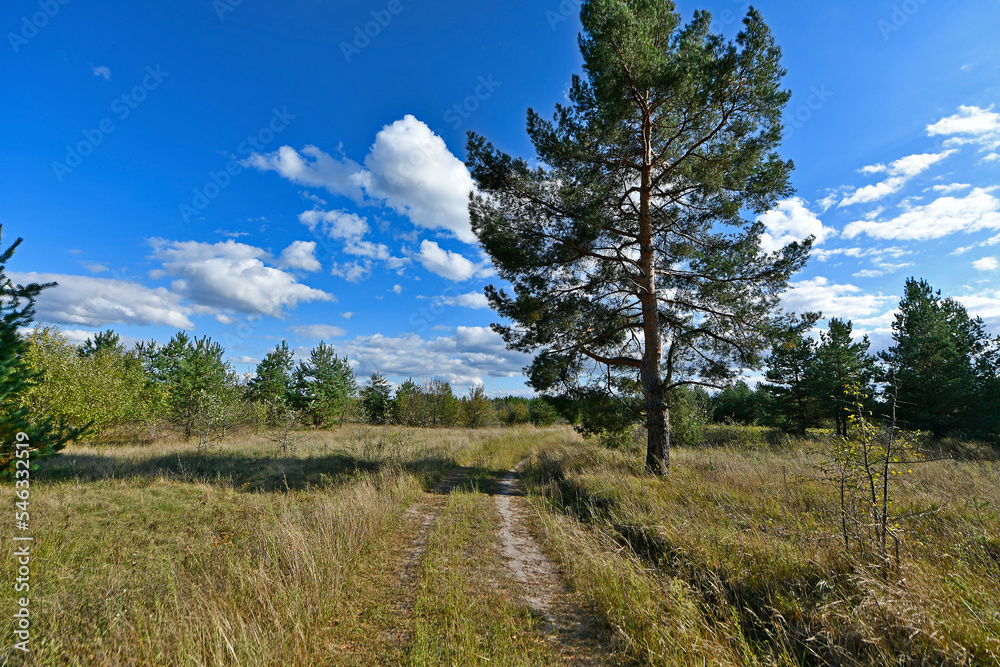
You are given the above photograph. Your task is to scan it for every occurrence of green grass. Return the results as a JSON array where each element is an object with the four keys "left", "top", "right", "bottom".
[{"left": 4, "top": 423, "right": 998, "bottom": 665}]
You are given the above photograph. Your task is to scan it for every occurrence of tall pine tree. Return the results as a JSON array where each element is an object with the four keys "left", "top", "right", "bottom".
[{"left": 467, "top": 1, "right": 809, "bottom": 473}]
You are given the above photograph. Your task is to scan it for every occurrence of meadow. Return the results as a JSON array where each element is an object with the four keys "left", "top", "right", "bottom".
[{"left": 2, "top": 424, "right": 998, "bottom": 666}]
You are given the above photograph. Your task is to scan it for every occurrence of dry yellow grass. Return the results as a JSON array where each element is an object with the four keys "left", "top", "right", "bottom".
[
  {"left": 4, "top": 424, "right": 997, "bottom": 665},
  {"left": 0, "top": 425, "right": 562, "bottom": 665},
  {"left": 523, "top": 433, "right": 1000, "bottom": 666}
]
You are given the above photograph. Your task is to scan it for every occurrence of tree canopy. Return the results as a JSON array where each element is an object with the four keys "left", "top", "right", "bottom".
[{"left": 467, "top": 0, "right": 809, "bottom": 472}]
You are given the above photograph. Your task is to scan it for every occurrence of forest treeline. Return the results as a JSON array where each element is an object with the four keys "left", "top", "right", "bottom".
[
  {"left": 11, "top": 275, "right": 1000, "bottom": 451},
  {"left": 13, "top": 325, "right": 562, "bottom": 448},
  {"left": 710, "top": 277, "right": 1000, "bottom": 442}
]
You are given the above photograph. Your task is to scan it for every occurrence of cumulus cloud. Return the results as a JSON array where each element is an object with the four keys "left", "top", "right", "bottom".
[
  {"left": 337, "top": 326, "right": 530, "bottom": 388},
  {"left": 360, "top": 115, "right": 477, "bottom": 243},
  {"left": 277, "top": 240, "right": 321, "bottom": 272},
  {"left": 839, "top": 150, "right": 957, "bottom": 207},
  {"left": 247, "top": 145, "right": 367, "bottom": 202},
  {"left": 842, "top": 187, "right": 1000, "bottom": 241},
  {"left": 289, "top": 324, "right": 348, "bottom": 339},
  {"left": 150, "top": 239, "right": 333, "bottom": 317},
  {"left": 330, "top": 261, "right": 371, "bottom": 283},
  {"left": 956, "top": 290, "right": 1000, "bottom": 330},
  {"left": 757, "top": 197, "right": 836, "bottom": 253},
  {"left": 927, "top": 105, "right": 1000, "bottom": 151},
  {"left": 299, "top": 209, "right": 369, "bottom": 240},
  {"left": 92, "top": 65, "right": 111, "bottom": 80},
  {"left": 250, "top": 116, "right": 476, "bottom": 244},
  {"left": 415, "top": 240, "right": 486, "bottom": 281},
  {"left": 435, "top": 291, "right": 490, "bottom": 309},
  {"left": 973, "top": 256, "right": 999, "bottom": 271},
  {"left": 930, "top": 183, "right": 972, "bottom": 194},
  {"left": 781, "top": 276, "right": 896, "bottom": 320},
  {"left": 9, "top": 272, "right": 194, "bottom": 329}
]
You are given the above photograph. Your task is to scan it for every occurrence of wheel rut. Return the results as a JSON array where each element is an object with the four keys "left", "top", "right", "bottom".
[
  {"left": 494, "top": 460, "right": 614, "bottom": 666},
  {"left": 389, "top": 461, "right": 614, "bottom": 665}
]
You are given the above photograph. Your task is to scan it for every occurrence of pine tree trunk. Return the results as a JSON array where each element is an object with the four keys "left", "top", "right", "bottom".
[
  {"left": 637, "top": 111, "right": 668, "bottom": 475},
  {"left": 644, "top": 379, "right": 669, "bottom": 475}
]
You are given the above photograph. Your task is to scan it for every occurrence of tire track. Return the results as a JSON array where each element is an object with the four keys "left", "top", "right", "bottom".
[{"left": 495, "top": 460, "right": 614, "bottom": 666}]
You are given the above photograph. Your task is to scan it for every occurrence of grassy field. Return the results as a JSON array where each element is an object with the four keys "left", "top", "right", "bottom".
[{"left": 2, "top": 424, "right": 998, "bottom": 665}]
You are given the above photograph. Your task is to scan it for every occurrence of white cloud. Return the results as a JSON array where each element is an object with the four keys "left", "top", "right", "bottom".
[
  {"left": 436, "top": 291, "right": 490, "bottom": 309},
  {"left": 973, "top": 257, "right": 999, "bottom": 271},
  {"left": 82, "top": 262, "right": 109, "bottom": 273},
  {"left": 230, "top": 355, "right": 258, "bottom": 365},
  {"left": 955, "top": 290, "right": 1000, "bottom": 329},
  {"left": 9, "top": 272, "right": 194, "bottom": 329},
  {"left": 839, "top": 150, "right": 956, "bottom": 207},
  {"left": 150, "top": 239, "right": 333, "bottom": 317},
  {"left": 843, "top": 187, "right": 1000, "bottom": 241},
  {"left": 330, "top": 261, "right": 371, "bottom": 283},
  {"left": 781, "top": 276, "right": 896, "bottom": 319},
  {"left": 298, "top": 209, "right": 369, "bottom": 240},
  {"left": 342, "top": 312, "right": 354, "bottom": 319},
  {"left": 251, "top": 115, "right": 477, "bottom": 243},
  {"left": 277, "top": 241, "right": 321, "bottom": 272},
  {"left": 92, "top": 65, "right": 111, "bottom": 80},
  {"left": 247, "top": 145, "right": 367, "bottom": 203},
  {"left": 290, "top": 324, "right": 348, "bottom": 339},
  {"left": 757, "top": 197, "right": 836, "bottom": 253},
  {"left": 361, "top": 115, "right": 477, "bottom": 243},
  {"left": 416, "top": 240, "right": 484, "bottom": 281},
  {"left": 391, "top": 284, "right": 403, "bottom": 294},
  {"left": 853, "top": 269, "right": 884, "bottom": 278},
  {"left": 927, "top": 105, "right": 1000, "bottom": 151},
  {"left": 337, "top": 326, "right": 530, "bottom": 388},
  {"left": 343, "top": 239, "right": 410, "bottom": 269},
  {"left": 930, "top": 183, "right": 972, "bottom": 194}
]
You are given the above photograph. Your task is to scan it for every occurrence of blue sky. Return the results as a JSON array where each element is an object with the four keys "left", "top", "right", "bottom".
[{"left": 3, "top": 0, "right": 1000, "bottom": 395}]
